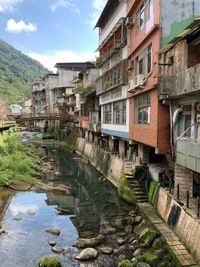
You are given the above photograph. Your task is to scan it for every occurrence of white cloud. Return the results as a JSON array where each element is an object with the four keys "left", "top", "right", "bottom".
[
  {"left": 88, "top": 0, "right": 106, "bottom": 28},
  {"left": 0, "top": 0, "right": 22, "bottom": 13},
  {"left": 6, "top": 19, "right": 37, "bottom": 33},
  {"left": 27, "top": 50, "right": 98, "bottom": 72},
  {"left": 9, "top": 203, "right": 39, "bottom": 216},
  {"left": 50, "top": 0, "right": 80, "bottom": 14}
]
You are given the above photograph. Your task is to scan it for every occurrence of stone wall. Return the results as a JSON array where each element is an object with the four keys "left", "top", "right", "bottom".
[
  {"left": 76, "top": 138, "right": 124, "bottom": 187},
  {"left": 156, "top": 187, "right": 200, "bottom": 261},
  {"left": 174, "top": 163, "right": 193, "bottom": 198}
]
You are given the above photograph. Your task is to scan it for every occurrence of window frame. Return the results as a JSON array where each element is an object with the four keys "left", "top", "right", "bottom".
[
  {"left": 134, "top": 92, "right": 151, "bottom": 124},
  {"left": 135, "top": 44, "right": 152, "bottom": 76}
]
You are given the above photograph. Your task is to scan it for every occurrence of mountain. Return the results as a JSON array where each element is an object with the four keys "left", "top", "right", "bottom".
[{"left": 0, "top": 39, "right": 50, "bottom": 105}]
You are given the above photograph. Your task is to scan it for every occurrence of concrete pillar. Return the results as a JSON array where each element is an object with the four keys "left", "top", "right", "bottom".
[
  {"left": 175, "top": 163, "right": 193, "bottom": 198},
  {"left": 108, "top": 137, "right": 114, "bottom": 152},
  {"left": 119, "top": 140, "right": 125, "bottom": 159},
  {"left": 138, "top": 144, "right": 150, "bottom": 164}
]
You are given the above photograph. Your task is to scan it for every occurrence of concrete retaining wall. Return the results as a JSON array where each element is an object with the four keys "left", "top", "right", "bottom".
[
  {"left": 76, "top": 138, "right": 123, "bottom": 187},
  {"left": 156, "top": 187, "right": 200, "bottom": 260}
]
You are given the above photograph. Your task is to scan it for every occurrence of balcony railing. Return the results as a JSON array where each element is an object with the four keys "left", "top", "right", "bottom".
[
  {"left": 96, "top": 59, "right": 128, "bottom": 95},
  {"left": 159, "top": 62, "right": 200, "bottom": 99}
]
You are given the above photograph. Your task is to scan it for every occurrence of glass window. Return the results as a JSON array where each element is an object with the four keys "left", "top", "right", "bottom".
[
  {"left": 103, "top": 104, "right": 112, "bottom": 124},
  {"left": 113, "top": 100, "right": 126, "bottom": 125},
  {"left": 136, "top": 0, "right": 152, "bottom": 34},
  {"left": 135, "top": 44, "right": 152, "bottom": 76},
  {"left": 134, "top": 92, "right": 151, "bottom": 124}
]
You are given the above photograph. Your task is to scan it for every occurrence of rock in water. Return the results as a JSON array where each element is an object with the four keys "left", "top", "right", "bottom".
[
  {"left": 48, "top": 240, "right": 57, "bottom": 247},
  {"left": 98, "top": 246, "right": 113, "bottom": 254},
  {"left": 51, "top": 247, "right": 65, "bottom": 253},
  {"left": 45, "top": 229, "right": 60, "bottom": 236},
  {"left": 36, "top": 256, "right": 62, "bottom": 267},
  {"left": 73, "top": 234, "right": 104, "bottom": 248},
  {"left": 75, "top": 248, "right": 98, "bottom": 261}
]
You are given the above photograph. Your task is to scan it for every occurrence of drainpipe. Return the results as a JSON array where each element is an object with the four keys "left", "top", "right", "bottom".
[{"left": 172, "top": 107, "right": 183, "bottom": 158}]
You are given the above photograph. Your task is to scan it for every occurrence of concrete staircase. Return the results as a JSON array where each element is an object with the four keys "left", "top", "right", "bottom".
[{"left": 124, "top": 161, "right": 148, "bottom": 203}]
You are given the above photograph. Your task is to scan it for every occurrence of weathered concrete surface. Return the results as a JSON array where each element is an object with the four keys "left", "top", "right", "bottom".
[
  {"left": 139, "top": 202, "right": 199, "bottom": 267},
  {"left": 157, "top": 187, "right": 200, "bottom": 263},
  {"left": 76, "top": 138, "right": 123, "bottom": 187}
]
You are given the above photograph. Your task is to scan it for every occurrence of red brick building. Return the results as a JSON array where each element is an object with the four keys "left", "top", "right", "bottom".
[{"left": 127, "top": 0, "right": 170, "bottom": 164}]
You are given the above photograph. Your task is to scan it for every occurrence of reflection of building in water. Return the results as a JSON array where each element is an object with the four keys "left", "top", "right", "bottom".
[{"left": 45, "top": 192, "right": 78, "bottom": 214}]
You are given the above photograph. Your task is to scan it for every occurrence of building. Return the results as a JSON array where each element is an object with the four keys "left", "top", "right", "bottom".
[
  {"left": 21, "top": 99, "right": 32, "bottom": 114},
  {"left": 76, "top": 67, "right": 100, "bottom": 144},
  {"left": 31, "top": 79, "right": 46, "bottom": 114},
  {"left": 95, "top": 0, "right": 130, "bottom": 158},
  {"left": 49, "top": 62, "right": 94, "bottom": 114},
  {"left": 159, "top": 20, "right": 200, "bottom": 198},
  {"left": 127, "top": 0, "right": 171, "bottom": 169}
]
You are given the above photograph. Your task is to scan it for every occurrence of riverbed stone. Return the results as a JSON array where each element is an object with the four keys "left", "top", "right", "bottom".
[
  {"left": 139, "top": 228, "right": 157, "bottom": 245},
  {"left": 125, "top": 225, "right": 133, "bottom": 234},
  {"left": 73, "top": 234, "right": 104, "bottom": 248},
  {"left": 98, "top": 246, "right": 114, "bottom": 254},
  {"left": 51, "top": 247, "right": 65, "bottom": 253},
  {"left": 75, "top": 248, "right": 98, "bottom": 261},
  {"left": 116, "top": 245, "right": 127, "bottom": 255},
  {"left": 46, "top": 228, "right": 60, "bottom": 236},
  {"left": 136, "top": 263, "right": 151, "bottom": 267},
  {"left": 48, "top": 240, "right": 57, "bottom": 247},
  {"left": 118, "top": 259, "right": 133, "bottom": 267},
  {"left": 142, "top": 252, "right": 159, "bottom": 266},
  {"left": 117, "top": 238, "right": 125, "bottom": 246},
  {"left": 55, "top": 171, "right": 62, "bottom": 176},
  {"left": 27, "top": 210, "right": 36, "bottom": 216},
  {"left": 80, "top": 231, "right": 94, "bottom": 238},
  {"left": 118, "top": 254, "right": 127, "bottom": 261},
  {"left": 36, "top": 256, "right": 62, "bottom": 267},
  {"left": 133, "top": 248, "right": 143, "bottom": 257},
  {"left": 13, "top": 217, "right": 22, "bottom": 221},
  {"left": 9, "top": 180, "right": 32, "bottom": 191},
  {"left": 135, "top": 216, "right": 142, "bottom": 224},
  {"left": 101, "top": 226, "right": 116, "bottom": 235}
]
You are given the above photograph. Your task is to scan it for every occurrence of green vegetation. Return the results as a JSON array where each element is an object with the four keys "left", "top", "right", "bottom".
[
  {"left": 148, "top": 180, "right": 160, "bottom": 205},
  {"left": 36, "top": 256, "right": 62, "bottom": 267},
  {"left": 0, "top": 130, "right": 39, "bottom": 186},
  {"left": 118, "top": 175, "right": 136, "bottom": 205},
  {"left": 118, "top": 260, "right": 133, "bottom": 267},
  {"left": 0, "top": 39, "right": 49, "bottom": 104}
]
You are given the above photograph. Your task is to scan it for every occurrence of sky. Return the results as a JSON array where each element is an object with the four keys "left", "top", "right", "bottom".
[{"left": 0, "top": 0, "right": 107, "bottom": 71}]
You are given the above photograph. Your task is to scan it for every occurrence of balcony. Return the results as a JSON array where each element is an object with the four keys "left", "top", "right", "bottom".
[
  {"left": 176, "top": 138, "right": 200, "bottom": 173},
  {"left": 159, "top": 63, "right": 200, "bottom": 99},
  {"left": 96, "top": 59, "right": 128, "bottom": 96}
]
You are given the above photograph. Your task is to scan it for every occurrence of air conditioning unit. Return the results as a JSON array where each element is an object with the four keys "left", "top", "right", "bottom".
[{"left": 125, "top": 17, "right": 135, "bottom": 28}]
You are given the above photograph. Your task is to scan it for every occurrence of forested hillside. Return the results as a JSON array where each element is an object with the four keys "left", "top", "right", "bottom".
[{"left": 0, "top": 39, "right": 49, "bottom": 104}]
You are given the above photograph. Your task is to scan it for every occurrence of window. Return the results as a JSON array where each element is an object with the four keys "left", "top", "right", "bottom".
[
  {"left": 113, "top": 100, "right": 126, "bottom": 125},
  {"left": 135, "top": 44, "right": 152, "bottom": 75},
  {"left": 103, "top": 104, "right": 112, "bottom": 124},
  {"left": 134, "top": 92, "right": 151, "bottom": 124},
  {"left": 136, "top": 0, "right": 151, "bottom": 33}
]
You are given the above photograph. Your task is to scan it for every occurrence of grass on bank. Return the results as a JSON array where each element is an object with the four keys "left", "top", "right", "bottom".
[{"left": 0, "top": 130, "right": 40, "bottom": 186}]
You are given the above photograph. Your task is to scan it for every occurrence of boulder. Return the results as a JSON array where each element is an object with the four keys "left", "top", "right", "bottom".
[
  {"left": 51, "top": 247, "right": 65, "bottom": 253},
  {"left": 36, "top": 256, "right": 62, "bottom": 267},
  {"left": 101, "top": 226, "right": 116, "bottom": 235},
  {"left": 117, "top": 238, "right": 125, "bottom": 246},
  {"left": 139, "top": 228, "right": 157, "bottom": 245},
  {"left": 9, "top": 180, "right": 32, "bottom": 191},
  {"left": 135, "top": 216, "right": 143, "bottom": 224},
  {"left": 75, "top": 248, "right": 98, "bottom": 261},
  {"left": 45, "top": 229, "right": 60, "bottom": 236},
  {"left": 136, "top": 263, "right": 151, "bottom": 267},
  {"left": 48, "top": 241, "right": 57, "bottom": 247},
  {"left": 73, "top": 234, "right": 104, "bottom": 249},
  {"left": 133, "top": 248, "right": 143, "bottom": 257},
  {"left": 98, "top": 246, "right": 113, "bottom": 254}
]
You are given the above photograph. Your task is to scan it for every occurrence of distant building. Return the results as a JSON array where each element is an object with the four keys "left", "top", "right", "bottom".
[
  {"left": 21, "top": 99, "right": 32, "bottom": 114},
  {"left": 10, "top": 104, "right": 22, "bottom": 114}
]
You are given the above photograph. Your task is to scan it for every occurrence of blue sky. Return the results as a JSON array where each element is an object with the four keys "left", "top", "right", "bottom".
[{"left": 0, "top": 0, "right": 106, "bottom": 71}]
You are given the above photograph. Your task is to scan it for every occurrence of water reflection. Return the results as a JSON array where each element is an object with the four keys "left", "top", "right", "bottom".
[{"left": 0, "top": 145, "right": 130, "bottom": 267}]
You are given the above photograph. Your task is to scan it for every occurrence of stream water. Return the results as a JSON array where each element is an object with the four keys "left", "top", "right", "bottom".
[{"left": 0, "top": 144, "right": 131, "bottom": 267}]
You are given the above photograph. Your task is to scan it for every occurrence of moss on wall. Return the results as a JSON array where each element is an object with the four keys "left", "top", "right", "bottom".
[
  {"left": 118, "top": 175, "right": 136, "bottom": 205},
  {"left": 148, "top": 180, "right": 160, "bottom": 205},
  {"left": 62, "top": 126, "right": 79, "bottom": 152}
]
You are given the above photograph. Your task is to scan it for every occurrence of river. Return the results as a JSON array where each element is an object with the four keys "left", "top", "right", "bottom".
[{"left": 0, "top": 144, "right": 131, "bottom": 267}]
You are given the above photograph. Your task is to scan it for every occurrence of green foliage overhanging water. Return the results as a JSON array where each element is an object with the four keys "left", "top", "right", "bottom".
[{"left": 0, "top": 130, "right": 40, "bottom": 186}]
